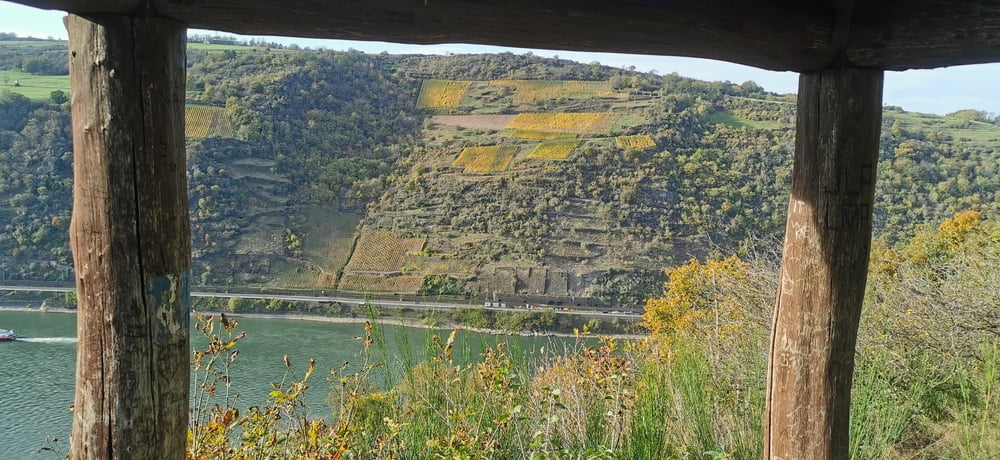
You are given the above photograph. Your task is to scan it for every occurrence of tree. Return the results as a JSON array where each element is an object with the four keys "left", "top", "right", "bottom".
[
  {"left": 642, "top": 256, "right": 771, "bottom": 353},
  {"left": 49, "top": 90, "right": 69, "bottom": 105},
  {"left": 862, "top": 211, "right": 1000, "bottom": 366},
  {"left": 948, "top": 109, "right": 993, "bottom": 123},
  {"left": 20, "top": 55, "right": 66, "bottom": 75}
]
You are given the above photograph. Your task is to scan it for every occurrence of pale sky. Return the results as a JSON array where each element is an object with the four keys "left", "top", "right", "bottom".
[{"left": 2, "top": 1, "right": 999, "bottom": 117}]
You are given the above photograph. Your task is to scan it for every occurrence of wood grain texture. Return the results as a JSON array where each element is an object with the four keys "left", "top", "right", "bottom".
[
  {"left": 12, "top": 0, "right": 1000, "bottom": 71},
  {"left": 67, "top": 13, "right": 190, "bottom": 460},
  {"left": 763, "top": 68, "right": 883, "bottom": 459}
]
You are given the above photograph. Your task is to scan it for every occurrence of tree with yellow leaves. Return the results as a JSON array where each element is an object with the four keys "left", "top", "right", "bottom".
[
  {"left": 864, "top": 210, "right": 999, "bottom": 360},
  {"left": 642, "top": 256, "right": 772, "bottom": 358}
]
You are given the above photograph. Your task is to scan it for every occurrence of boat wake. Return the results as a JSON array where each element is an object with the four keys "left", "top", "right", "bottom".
[{"left": 18, "top": 337, "right": 77, "bottom": 344}]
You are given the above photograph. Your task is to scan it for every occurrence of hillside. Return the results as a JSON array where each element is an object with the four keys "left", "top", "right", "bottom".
[{"left": 1, "top": 37, "right": 998, "bottom": 308}]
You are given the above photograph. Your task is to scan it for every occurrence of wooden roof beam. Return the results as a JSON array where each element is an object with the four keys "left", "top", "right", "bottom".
[
  {"left": 13, "top": 0, "right": 140, "bottom": 14},
  {"left": 848, "top": 0, "right": 1000, "bottom": 70},
  {"left": 4, "top": 0, "right": 839, "bottom": 71},
  {"left": 154, "top": 0, "right": 838, "bottom": 71},
  {"left": 12, "top": 0, "right": 1000, "bottom": 71}
]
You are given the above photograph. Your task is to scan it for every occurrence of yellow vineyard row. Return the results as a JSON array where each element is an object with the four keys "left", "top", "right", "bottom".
[
  {"left": 454, "top": 146, "right": 519, "bottom": 173},
  {"left": 184, "top": 105, "right": 234, "bottom": 139},
  {"left": 490, "top": 79, "right": 618, "bottom": 103},
  {"left": 338, "top": 274, "right": 424, "bottom": 293},
  {"left": 527, "top": 140, "right": 581, "bottom": 160},
  {"left": 416, "top": 79, "right": 472, "bottom": 108},
  {"left": 511, "top": 130, "right": 578, "bottom": 140},
  {"left": 344, "top": 230, "right": 425, "bottom": 273},
  {"left": 615, "top": 135, "right": 656, "bottom": 150},
  {"left": 507, "top": 113, "right": 620, "bottom": 134}
]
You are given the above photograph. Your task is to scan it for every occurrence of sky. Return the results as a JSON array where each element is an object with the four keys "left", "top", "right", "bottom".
[{"left": 2, "top": 1, "right": 999, "bottom": 117}]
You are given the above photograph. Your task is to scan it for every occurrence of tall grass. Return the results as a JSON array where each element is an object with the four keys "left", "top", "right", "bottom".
[
  {"left": 187, "top": 305, "right": 997, "bottom": 458},
  {"left": 187, "top": 315, "right": 769, "bottom": 458},
  {"left": 850, "top": 350, "right": 943, "bottom": 458},
  {"left": 948, "top": 340, "right": 1000, "bottom": 458}
]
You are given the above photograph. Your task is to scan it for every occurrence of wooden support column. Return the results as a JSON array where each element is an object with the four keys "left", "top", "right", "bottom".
[
  {"left": 763, "top": 68, "right": 883, "bottom": 459},
  {"left": 67, "top": 13, "right": 190, "bottom": 459}
]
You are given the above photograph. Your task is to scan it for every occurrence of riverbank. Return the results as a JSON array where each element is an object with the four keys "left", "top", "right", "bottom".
[
  {"left": 0, "top": 305, "right": 75, "bottom": 314},
  {"left": 211, "top": 310, "right": 646, "bottom": 340},
  {"left": 0, "top": 305, "right": 645, "bottom": 340}
]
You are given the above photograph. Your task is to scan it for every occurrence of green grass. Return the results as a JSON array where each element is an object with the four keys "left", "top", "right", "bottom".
[
  {"left": 707, "top": 110, "right": 784, "bottom": 130},
  {"left": 886, "top": 110, "right": 1000, "bottom": 149},
  {"left": 0, "top": 40, "right": 66, "bottom": 47},
  {"left": 186, "top": 42, "right": 257, "bottom": 51},
  {"left": 266, "top": 258, "right": 321, "bottom": 288},
  {"left": 0, "top": 41, "right": 261, "bottom": 101},
  {"left": 609, "top": 112, "right": 652, "bottom": 133},
  {"left": 729, "top": 95, "right": 794, "bottom": 105},
  {"left": 0, "top": 70, "right": 70, "bottom": 101}
]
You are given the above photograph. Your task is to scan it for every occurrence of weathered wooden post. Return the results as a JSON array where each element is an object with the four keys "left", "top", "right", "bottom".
[
  {"left": 763, "top": 67, "right": 883, "bottom": 459},
  {"left": 67, "top": 13, "right": 190, "bottom": 459}
]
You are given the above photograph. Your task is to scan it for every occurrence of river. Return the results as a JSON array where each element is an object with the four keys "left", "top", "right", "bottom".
[{"left": 0, "top": 310, "right": 562, "bottom": 458}]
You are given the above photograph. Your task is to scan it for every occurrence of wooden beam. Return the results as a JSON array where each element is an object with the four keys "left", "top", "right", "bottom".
[
  {"left": 151, "top": 0, "right": 837, "bottom": 71},
  {"left": 11, "top": 0, "right": 1000, "bottom": 71},
  {"left": 6, "top": 0, "right": 840, "bottom": 71},
  {"left": 763, "top": 68, "right": 883, "bottom": 459},
  {"left": 848, "top": 0, "right": 1000, "bottom": 70},
  {"left": 66, "top": 13, "right": 190, "bottom": 459},
  {"left": 12, "top": 0, "right": 139, "bottom": 13}
]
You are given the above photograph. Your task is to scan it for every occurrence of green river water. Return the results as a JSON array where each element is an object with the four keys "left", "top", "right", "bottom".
[{"left": 0, "top": 310, "right": 561, "bottom": 458}]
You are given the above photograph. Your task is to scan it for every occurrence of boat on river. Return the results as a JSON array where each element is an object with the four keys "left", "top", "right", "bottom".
[{"left": 0, "top": 329, "right": 16, "bottom": 341}]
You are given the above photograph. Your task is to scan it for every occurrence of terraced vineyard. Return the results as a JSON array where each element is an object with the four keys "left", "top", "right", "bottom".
[
  {"left": 184, "top": 105, "right": 234, "bottom": 138},
  {"left": 397, "top": 73, "right": 800, "bottom": 301},
  {"left": 615, "top": 135, "right": 656, "bottom": 150},
  {"left": 416, "top": 79, "right": 472, "bottom": 108},
  {"left": 338, "top": 273, "right": 424, "bottom": 293},
  {"left": 490, "top": 79, "right": 620, "bottom": 103},
  {"left": 343, "top": 230, "right": 425, "bottom": 273},
  {"left": 453, "top": 146, "right": 519, "bottom": 173},
  {"left": 527, "top": 140, "right": 581, "bottom": 160},
  {"left": 507, "top": 112, "right": 620, "bottom": 134},
  {"left": 511, "top": 130, "right": 578, "bottom": 140}
]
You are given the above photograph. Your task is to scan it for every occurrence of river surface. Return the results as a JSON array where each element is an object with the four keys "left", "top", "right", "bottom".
[{"left": 0, "top": 310, "right": 562, "bottom": 458}]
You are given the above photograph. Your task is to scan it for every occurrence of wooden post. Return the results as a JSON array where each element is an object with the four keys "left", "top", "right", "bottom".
[
  {"left": 763, "top": 68, "right": 883, "bottom": 459},
  {"left": 67, "top": 14, "right": 190, "bottom": 459}
]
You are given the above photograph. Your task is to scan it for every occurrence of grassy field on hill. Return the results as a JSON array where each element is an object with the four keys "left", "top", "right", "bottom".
[
  {"left": 0, "top": 70, "right": 69, "bottom": 100},
  {"left": 0, "top": 40, "right": 263, "bottom": 102}
]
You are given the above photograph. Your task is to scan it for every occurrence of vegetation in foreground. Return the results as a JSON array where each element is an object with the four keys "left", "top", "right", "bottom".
[{"left": 186, "top": 211, "right": 999, "bottom": 459}]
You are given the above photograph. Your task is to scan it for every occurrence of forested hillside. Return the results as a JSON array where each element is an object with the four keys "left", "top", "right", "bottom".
[{"left": 1, "top": 37, "right": 997, "bottom": 308}]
